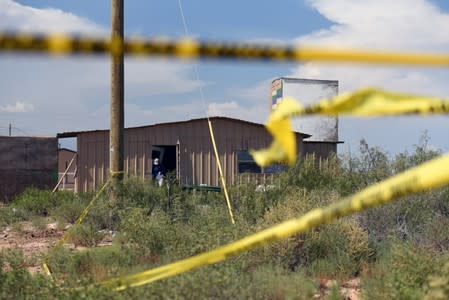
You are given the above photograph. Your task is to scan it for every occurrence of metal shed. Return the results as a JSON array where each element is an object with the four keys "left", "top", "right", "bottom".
[
  {"left": 0, "top": 136, "right": 57, "bottom": 201},
  {"left": 57, "top": 117, "right": 310, "bottom": 192}
]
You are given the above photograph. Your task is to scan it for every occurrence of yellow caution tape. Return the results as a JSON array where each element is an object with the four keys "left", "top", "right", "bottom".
[
  {"left": 207, "top": 119, "right": 236, "bottom": 224},
  {"left": 101, "top": 152, "right": 449, "bottom": 290},
  {"left": 42, "top": 262, "right": 53, "bottom": 280},
  {"left": 57, "top": 178, "right": 111, "bottom": 247},
  {"left": 251, "top": 88, "right": 449, "bottom": 167},
  {"left": 2, "top": 32, "right": 449, "bottom": 66},
  {"left": 44, "top": 178, "right": 112, "bottom": 280}
]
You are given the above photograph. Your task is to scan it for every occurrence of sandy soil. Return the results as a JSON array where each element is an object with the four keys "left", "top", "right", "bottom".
[
  {"left": 314, "top": 278, "right": 361, "bottom": 300},
  {"left": 0, "top": 223, "right": 63, "bottom": 273}
]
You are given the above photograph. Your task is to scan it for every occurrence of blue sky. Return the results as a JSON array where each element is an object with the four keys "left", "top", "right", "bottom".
[{"left": 1, "top": 0, "right": 449, "bottom": 156}]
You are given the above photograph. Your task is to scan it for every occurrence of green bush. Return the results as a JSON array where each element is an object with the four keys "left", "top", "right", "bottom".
[
  {"left": 68, "top": 246, "right": 134, "bottom": 281},
  {"left": 116, "top": 207, "right": 170, "bottom": 262},
  {"left": 424, "top": 260, "right": 449, "bottom": 300},
  {"left": 362, "top": 241, "right": 439, "bottom": 299},
  {"left": 114, "top": 177, "right": 166, "bottom": 211},
  {"left": 0, "top": 206, "right": 23, "bottom": 227},
  {"left": 12, "top": 188, "right": 56, "bottom": 217},
  {"left": 67, "top": 224, "right": 105, "bottom": 248},
  {"left": 0, "top": 249, "right": 53, "bottom": 299},
  {"left": 50, "top": 192, "right": 90, "bottom": 224}
]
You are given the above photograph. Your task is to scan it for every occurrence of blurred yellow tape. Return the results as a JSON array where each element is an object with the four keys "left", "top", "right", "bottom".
[
  {"left": 101, "top": 152, "right": 449, "bottom": 290},
  {"left": 42, "top": 262, "right": 53, "bottom": 280},
  {"left": 251, "top": 88, "right": 449, "bottom": 167},
  {"left": 2, "top": 32, "right": 449, "bottom": 66}
]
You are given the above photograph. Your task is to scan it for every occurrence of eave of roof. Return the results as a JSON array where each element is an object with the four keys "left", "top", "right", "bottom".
[
  {"left": 57, "top": 116, "right": 311, "bottom": 139},
  {"left": 303, "top": 140, "right": 344, "bottom": 144},
  {"left": 58, "top": 147, "right": 77, "bottom": 153}
]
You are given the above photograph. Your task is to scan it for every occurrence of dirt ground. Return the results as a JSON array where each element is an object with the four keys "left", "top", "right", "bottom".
[
  {"left": 0, "top": 222, "right": 64, "bottom": 273},
  {"left": 1, "top": 223, "right": 360, "bottom": 299},
  {"left": 314, "top": 278, "right": 361, "bottom": 300}
]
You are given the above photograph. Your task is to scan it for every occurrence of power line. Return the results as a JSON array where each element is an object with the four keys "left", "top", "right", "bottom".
[{"left": 177, "top": 0, "right": 209, "bottom": 118}]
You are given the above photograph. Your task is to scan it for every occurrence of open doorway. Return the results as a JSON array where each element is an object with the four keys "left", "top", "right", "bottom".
[{"left": 152, "top": 145, "right": 177, "bottom": 175}]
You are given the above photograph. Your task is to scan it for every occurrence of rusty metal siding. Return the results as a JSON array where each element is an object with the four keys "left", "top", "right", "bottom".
[
  {"left": 76, "top": 131, "right": 108, "bottom": 192},
  {"left": 303, "top": 142, "right": 337, "bottom": 160},
  {"left": 0, "top": 137, "right": 57, "bottom": 201},
  {"left": 74, "top": 117, "right": 306, "bottom": 192}
]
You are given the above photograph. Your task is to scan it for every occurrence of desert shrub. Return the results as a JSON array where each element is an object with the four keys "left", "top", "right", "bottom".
[
  {"left": 67, "top": 223, "right": 105, "bottom": 247},
  {"left": 390, "top": 132, "right": 441, "bottom": 176},
  {"left": 12, "top": 189, "right": 89, "bottom": 223},
  {"left": 12, "top": 188, "right": 56, "bottom": 217},
  {"left": 0, "top": 206, "right": 23, "bottom": 227},
  {"left": 68, "top": 246, "right": 134, "bottom": 281},
  {"left": 31, "top": 216, "right": 49, "bottom": 231},
  {"left": 116, "top": 207, "right": 170, "bottom": 262},
  {"left": 247, "top": 264, "right": 317, "bottom": 299},
  {"left": 421, "top": 214, "right": 449, "bottom": 251},
  {"left": 1, "top": 248, "right": 125, "bottom": 299},
  {"left": 280, "top": 153, "right": 350, "bottom": 193},
  {"left": 303, "top": 221, "right": 371, "bottom": 279},
  {"left": 126, "top": 260, "right": 317, "bottom": 299},
  {"left": 44, "top": 246, "right": 73, "bottom": 277},
  {"left": 0, "top": 249, "right": 53, "bottom": 299},
  {"left": 359, "top": 188, "right": 448, "bottom": 244},
  {"left": 114, "top": 177, "right": 166, "bottom": 211},
  {"left": 424, "top": 259, "right": 449, "bottom": 300},
  {"left": 83, "top": 192, "right": 119, "bottom": 231},
  {"left": 50, "top": 192, "right": 90, "bottom": 224},
  {"left": 241, "top": 189, "right": 373, "bottom": 280},
  {"left": 362, "top": 241, "right": 439, "bottom": 299},
  {"left": 231, "top": 181, "right": 284, "bottom": 224},
  {"left": 230, "top": 182, "right": 256, "bottom": 221}
]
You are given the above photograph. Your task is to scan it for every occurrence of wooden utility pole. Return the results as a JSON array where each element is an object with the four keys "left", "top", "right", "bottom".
[{"left": 110, "top": 0, "right": 124, "bottom": 191}]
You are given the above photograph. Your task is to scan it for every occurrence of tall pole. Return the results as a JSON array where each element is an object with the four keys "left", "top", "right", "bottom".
[
  {"left": 110, "top": 0, "right": 124, "bottom": 192},
  {"left": 9, "top": 123, "right": 11, "bottom": 136}
]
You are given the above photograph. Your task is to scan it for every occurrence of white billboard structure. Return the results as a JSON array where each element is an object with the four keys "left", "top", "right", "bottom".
[{"left": 271, "top": 78, "right": 338, "bottom": 142}]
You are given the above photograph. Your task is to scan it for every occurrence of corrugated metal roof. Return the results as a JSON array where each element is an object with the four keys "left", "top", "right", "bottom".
[
  {"left": 57, "top": 116, "right": 311, "bottom": 138},
  {"left": 273, "top": 77, "right": 339, "bottom": 85}
]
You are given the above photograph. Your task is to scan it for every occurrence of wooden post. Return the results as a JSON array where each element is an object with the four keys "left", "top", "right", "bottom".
[{"left": 110, "top": 0, "right": 124, "bottom": 195}]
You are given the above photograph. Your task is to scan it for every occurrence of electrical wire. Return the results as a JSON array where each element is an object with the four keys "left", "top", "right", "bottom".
[
  {"left": 177, "top": 0, "right": 235, "bottom": 224},
  {"left": 177, "top": 0, "right": 208, "bottom": 117}
]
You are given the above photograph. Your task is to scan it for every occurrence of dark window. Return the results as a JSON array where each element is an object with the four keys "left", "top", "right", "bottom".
[
  {"left": 237, "top": 150, "right": 261, "bottom": 173},
  {"left": 237, "top": 150, "right": 287, "bottom": 174}
]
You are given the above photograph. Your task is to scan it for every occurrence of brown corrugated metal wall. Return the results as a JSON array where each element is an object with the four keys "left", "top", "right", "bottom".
[
  {"left": 303, "top": 142, "right": 337, "bottom": 160},
  {"left": 75, "top": 118, "right": 305, "bottom": 192}
]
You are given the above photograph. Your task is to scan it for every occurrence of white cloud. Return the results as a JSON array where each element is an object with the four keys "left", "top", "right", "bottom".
[
  {"left": 234, "top": 0, "right": 449, "bottom": 153},
  {"left": 207, "top": 100, "right": 267, "bottom": 123},
  {"left": 302, "top": 0, "right": 449, "bottom": 52},
  {"left": 228, "top": 79, "right": 273, "bottom": 103},
  {"left": 0, "top": 1, "right": 206, "bottom": 137},
  {"left": 208, "top": 101, "right": 239, "bottom": 116},
  {"left": 291, "top": 0, "right": 449, "bottom": 95},
  {"left": 0, "top": 0, "right": 105, "bottom": 35},
  {"left": 0, "top": 101, "right": 33, "bottom": 112},
  {"left": 289, "top": 0, "right": 449, "bottom": 153}
]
